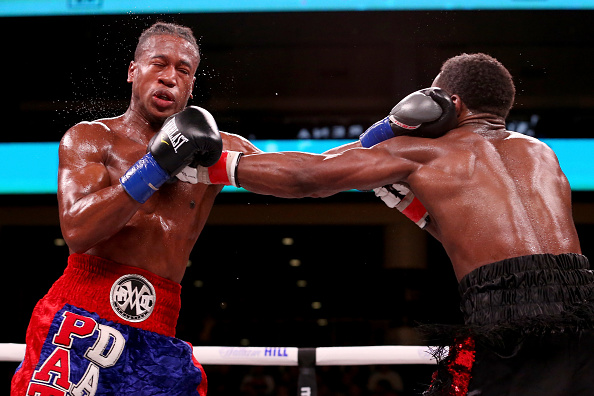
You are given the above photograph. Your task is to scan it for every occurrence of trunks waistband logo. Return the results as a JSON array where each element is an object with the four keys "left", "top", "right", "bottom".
[{"left": 110, "top": 274, "right": 156, "bottom": 322}]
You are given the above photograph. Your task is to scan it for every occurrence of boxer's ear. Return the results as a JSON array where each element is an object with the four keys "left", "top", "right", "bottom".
[
  {"left": 451, "top": 95, "right": 466, "bottom": 117},
  {"left": 127, "top": 61, "right": 137, "bottom": 83}
]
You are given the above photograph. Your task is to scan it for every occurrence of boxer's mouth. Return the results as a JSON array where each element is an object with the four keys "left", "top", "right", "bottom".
[{"left": 154, "top": 90, "right": 175, "bottom": 103}]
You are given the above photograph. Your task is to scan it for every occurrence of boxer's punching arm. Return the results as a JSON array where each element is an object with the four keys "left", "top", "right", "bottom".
[
  {"left": 58, "top": 122, "right": 141, "bottom": 254},
  {"left": 236, "top": 141, "right": 421, "bottom": 198},
  {"left": 181, "top": 139, "right": 364, "bottom": 187}
]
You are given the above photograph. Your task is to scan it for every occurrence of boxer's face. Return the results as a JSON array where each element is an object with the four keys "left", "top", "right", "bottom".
[{"left": 128, "top": 34, "right": 199, "bottom": 121}]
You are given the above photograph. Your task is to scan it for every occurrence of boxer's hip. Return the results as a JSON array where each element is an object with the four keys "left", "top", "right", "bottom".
[
  {"left": 46, "top": 253, "right": 182, "bottom": 336},
  {"left": 459, "top": 252, "right": 594, "bottom": 330}
]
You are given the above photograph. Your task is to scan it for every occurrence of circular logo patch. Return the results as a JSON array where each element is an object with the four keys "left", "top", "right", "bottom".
[{"left": 110, "top": 274, "right": 156, "bottom": 322}]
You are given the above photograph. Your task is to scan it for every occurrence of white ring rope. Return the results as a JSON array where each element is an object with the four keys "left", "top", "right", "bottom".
[
  {"left": 1, "top": 344, "right": 25, "bottom": 363},
  {"left": 316, "top": 346, "right": 439, "bottom": 366},
  {"left": 0, "top": 343, "right": 438, "bottom": 365}
]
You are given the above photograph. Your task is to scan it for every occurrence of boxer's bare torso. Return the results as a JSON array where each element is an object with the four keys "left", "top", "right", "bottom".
[{"left": 58, "top": 114, "right": 255, "bottom": 283}]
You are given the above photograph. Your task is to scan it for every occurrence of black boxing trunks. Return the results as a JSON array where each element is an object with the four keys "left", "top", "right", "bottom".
[
  {"left": 11, "top": 253, "right": 208, "bottom": 396},
  {"left": 423, "top": 253, "right": 594, "bottom": 396}
]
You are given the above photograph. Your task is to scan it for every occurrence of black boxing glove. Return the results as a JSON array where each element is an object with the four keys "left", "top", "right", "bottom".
[
  {"left": 151, "top": 106, "right": 223, "bottom": 171},
  {"left": 120, "top": 106, "right": 223, "bottom": 203},
  {"left": 359, "top": 87, "right": 457, "bottom": 147}
]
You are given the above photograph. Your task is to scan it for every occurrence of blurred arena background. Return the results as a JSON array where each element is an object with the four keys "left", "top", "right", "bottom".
[{"left": 1, "top": 1, "right": 593, "bottom": 394}]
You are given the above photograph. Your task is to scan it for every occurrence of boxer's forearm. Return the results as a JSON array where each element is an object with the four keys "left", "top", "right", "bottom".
[
  {"left": 228, "top": 141, "right": 362, "bottom": 196},
  {"left": 237, "top": 152, "right": 345, "bottom": 198},
  {"left": 59, "top": 184, "right": 141, "bottom": 253}
]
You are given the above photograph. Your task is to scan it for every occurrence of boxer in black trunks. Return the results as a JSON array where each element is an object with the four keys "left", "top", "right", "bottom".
[{"left": 198, "top": 53, "right": 594, "bottom": 395}]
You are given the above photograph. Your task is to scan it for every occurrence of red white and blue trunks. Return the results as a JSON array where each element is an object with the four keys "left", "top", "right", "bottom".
[{"left": 11, "top": 253, "right": 207, "bottom": 396}]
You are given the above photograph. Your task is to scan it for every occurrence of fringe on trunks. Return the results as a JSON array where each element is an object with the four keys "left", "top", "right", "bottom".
[{"left": 420, "top": 253, "right": 594, "bottom": 396}]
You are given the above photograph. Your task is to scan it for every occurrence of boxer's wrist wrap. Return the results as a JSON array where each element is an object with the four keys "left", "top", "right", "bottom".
[
  {"left": 230, "top": 151, "right": 243, "bottom": 188},
  {"left": 194, "top": 150, "right": 242, "bottom": 187},
  {"left": 120, "top": 153, "right": 170, "bottom": 203},
  {"left": 359, "top": 117, "right": 395, "bottom": 148}
]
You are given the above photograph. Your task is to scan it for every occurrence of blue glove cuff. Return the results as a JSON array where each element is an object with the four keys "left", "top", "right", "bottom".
[
  {"left": 120, "top": 153, "right": 170, "bottom": 203},
  {"left": 359, "top": 116, "right": 395, "bottom": 148}
]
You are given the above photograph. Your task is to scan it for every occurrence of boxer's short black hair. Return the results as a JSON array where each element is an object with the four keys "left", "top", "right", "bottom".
[
  {"left": 135, "top": 22, "right": 199, "bottom": 61},
  {"left": 438, "top": 53, "right": 515, "bottom": 118}
]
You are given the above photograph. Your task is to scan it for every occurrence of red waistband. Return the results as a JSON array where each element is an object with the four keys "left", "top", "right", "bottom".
[{"left": 45, "top": 253, "right": 181, "bottom": 337}]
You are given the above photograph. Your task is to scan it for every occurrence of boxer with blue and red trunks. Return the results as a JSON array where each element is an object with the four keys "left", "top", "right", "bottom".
[
  {"left": 13, "top": 21, "right": 263, "bottom": 396},
  {"left": 12, "top": 254, "right": 207, "bottom": 395}
]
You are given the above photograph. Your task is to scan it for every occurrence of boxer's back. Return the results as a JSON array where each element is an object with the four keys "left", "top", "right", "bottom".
[{"left": 413, "top": 126, "right": 581, "bottom": 280}]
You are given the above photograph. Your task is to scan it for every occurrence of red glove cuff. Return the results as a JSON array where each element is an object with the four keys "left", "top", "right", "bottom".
[{"left": 206, "top": 150, "right": 243, "bottom": 187}]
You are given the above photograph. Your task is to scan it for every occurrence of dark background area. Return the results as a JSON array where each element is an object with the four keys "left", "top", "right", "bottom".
[
  {"left": 3, "top": 10, "right": 594, "bottom": 143},
  {"left": 1, "top": 9, "right": 593, "bottom": 395}
]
